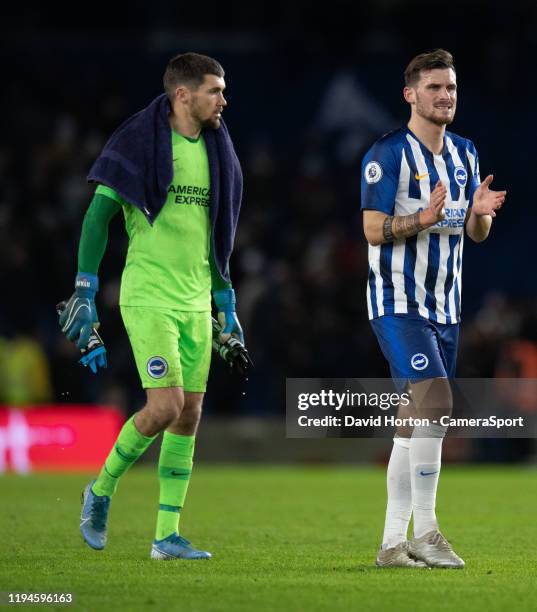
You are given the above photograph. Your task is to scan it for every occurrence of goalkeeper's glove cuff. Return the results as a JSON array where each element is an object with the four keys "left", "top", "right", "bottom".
[
  {"left": 212, "top": 288, "right": 236, "bottom": 310},
  {"left": 213, "top": 288, "right": 244, "bottom": 344},
  {"left": 75, "top": 272, "right": 99, "bottom": 298}
]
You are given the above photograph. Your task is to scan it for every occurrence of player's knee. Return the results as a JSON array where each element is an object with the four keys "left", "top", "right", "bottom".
[
  {"left": 180, "top": 402, "right": 202, "bottom": 429},
  {"left": 162, "top": 398, "right": 184, "bottom": 425},
  {"left": 173, "top": 393, "right": 204, "bottom": 434},
  {"left": 410, "top": 377, "right": 453, "bottom": 419},
  {"left": 146, "top": 388, "right": 184, "bottom": 427},
  {"left": 396, "top": 393, "right": 416, "bottom": 437},
  {"left": 429, "top": 391, "right": 453, "bottom": 419}
]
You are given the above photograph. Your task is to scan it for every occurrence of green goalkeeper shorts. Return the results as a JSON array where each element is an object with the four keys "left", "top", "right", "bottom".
[{"left": 120, "top": 306, "right": 212, "bottom": 392}]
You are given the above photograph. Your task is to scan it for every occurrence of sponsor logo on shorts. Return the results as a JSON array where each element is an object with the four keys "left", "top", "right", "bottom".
[
  {"left": 411, "top": 353, "right": 429, "bottom": 371},
  {"left": 147, "top": 356, "right": 168, "bottom": 379}
]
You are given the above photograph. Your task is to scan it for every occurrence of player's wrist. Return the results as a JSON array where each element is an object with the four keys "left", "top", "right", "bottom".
[
  {"left": 75, "top": 272, "right": 99, "bottom": 298},
  {"left": 470, "top": 205, "right": 489, "bottom": 218},
  {"left": 212, "top": 287, "right": 236, "bottom": 312},
  {"left": 419, "top": 209, "right": 438, "bottom": 228}
]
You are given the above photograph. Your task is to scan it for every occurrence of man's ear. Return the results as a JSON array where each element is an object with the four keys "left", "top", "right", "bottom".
[
  {"left": 175, "top": 85, "right": 190, "bottom": 104},
  {"left": 403, "top": 86, "right": 415, "bottom": 105}
]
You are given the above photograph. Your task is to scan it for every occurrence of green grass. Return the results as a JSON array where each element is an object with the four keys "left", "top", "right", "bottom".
[{"left": 1, "top": 465, "right": 536, "bottom": 611}]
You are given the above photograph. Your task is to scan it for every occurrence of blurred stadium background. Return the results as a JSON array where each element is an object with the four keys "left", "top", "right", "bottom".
[{"left": 1, "top": 1, "right": 537, "bottom": 473}]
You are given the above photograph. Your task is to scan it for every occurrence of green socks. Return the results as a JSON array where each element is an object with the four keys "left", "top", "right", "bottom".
[
  {"left": 155, "top": 432, "right": 195, "bottom": 541},
  {"left": 92, "top": 414, "right": 156, "bottom": 497},
  {"left": 91, "top": 418, "right": 195, "bottom": 541}
]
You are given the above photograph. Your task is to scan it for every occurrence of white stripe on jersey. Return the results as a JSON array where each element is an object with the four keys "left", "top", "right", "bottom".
[
  {"left": 432, "top": 153, "right": 452, "bottom": 324},
  {"left": 445, "top": 137, "right": 467, "bottom": 206},
  {"left": 369, "top": 244, "right": 385, "bottom": 317},
  {"left": 414, "top": 232, "right": 430, "bottom": 319},
  {"left": 443, "top": 137, "right": 468, "bottom": 318},
  {"left": 395, "top": 149, "right": 415, "bottom": 215},
  {"left": 406, "top": 135, "right": 431, "bottom": 319},
  {"left": 433, "top": 148, "right": 452, "bottom": 198},
  {"left": 466, "top": 147, "right": 480, "bottom": 183},
  {"left": 407, "top": 134, "right": 432, "bottom": 203},
  {"left": 457, "top": 233, "right": 465, "bottom": 304},
  {"left": 392, "top": 241, "right": 407, "bottom": 314},
  {"left": 391, "top": 149, "right": 412, "bottom": 314},
  {"left": 366, "top": 274, "right": 373, "bottom": 319},
  {"left": 434, "top": 234, "right": 450, "bottom": 324}
]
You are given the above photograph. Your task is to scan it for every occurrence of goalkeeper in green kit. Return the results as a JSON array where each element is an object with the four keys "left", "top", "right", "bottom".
[{"left": 59, "top": 53, "right": 246, "bottom": 560}]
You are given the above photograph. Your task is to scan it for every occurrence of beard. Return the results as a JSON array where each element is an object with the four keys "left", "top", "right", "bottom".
[
  {"left": 190, "top": 99, "right": 221, "bottom": 130},
  {"left": 200, "top": 116, "right": 221, "bottom": 129},
  {"left": 416, "top": 97, "right": 455, "bottom": 126}
]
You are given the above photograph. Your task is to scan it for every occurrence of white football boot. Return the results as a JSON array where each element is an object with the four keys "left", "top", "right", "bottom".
[
  {"left": 376, "top": 541, "right": 428, "bottom": 568},
  {"left": 409, "top": 530, "right": 465, "bottom": 568}
]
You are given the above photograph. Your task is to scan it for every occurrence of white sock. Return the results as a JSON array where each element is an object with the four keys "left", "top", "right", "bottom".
[
  {"left": 409, "top": 424, "right": 447, "bottom": 538},
  {"left": 382, "top": 437, "right": 412, "bottom": 549}
]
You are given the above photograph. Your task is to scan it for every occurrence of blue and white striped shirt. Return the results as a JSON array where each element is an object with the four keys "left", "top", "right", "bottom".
[{"left": 361, "top": 127, "right": 480, "bottom": 324}]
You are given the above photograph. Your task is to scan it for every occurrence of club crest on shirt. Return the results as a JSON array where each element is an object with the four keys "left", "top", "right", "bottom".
[
  {"left": 364, "top": 161, "right": 383, "bottom": 184},
  {"left": 411, "top": 353, "right": 429, "bottom": 371},
  {"left": 454, "top": 166, "right": 467, "bottom": 188},
  {"left": 147, "top": 356, "right": 169, "bottom": 379}
]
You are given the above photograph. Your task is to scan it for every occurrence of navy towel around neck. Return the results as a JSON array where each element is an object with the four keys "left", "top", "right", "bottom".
[{"left": 87, "top": 93, "right": 243, "bottom": 283}]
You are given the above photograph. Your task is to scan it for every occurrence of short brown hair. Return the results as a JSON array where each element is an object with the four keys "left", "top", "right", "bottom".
[
  {"left": 163, "top": 52, "right": 225, "bottom": 101},
  {"left": 404, "top": 49, "right": 455, "bottom": 86}
]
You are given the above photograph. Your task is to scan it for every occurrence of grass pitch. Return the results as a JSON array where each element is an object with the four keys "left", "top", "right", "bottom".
[{"left": 1, "top": 465, "right": 536, "bottom": 611}]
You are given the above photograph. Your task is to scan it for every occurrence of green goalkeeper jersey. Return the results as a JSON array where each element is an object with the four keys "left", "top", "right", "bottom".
[{"left": 96, "top": 130, "right": 212, "bottom": 311}]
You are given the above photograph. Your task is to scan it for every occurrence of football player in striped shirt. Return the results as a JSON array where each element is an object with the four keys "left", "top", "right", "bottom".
[{"left": 360, "top": 49, "right": 506, "bottom": 568}]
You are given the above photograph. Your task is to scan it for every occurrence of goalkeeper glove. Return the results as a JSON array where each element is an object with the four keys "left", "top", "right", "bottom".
[
  {"left": 212, "top": 288, "right": 244, "bottom": 344},
  {"left": 59, "top": 272, "right": 100, "bottom": 349},
  {"left": 57, "top": 300, "right": 107, "bottom": 374},
  {"left": 212, "top": 317, "right": 253, "bottom": 376},
  {"left": 78, "top": 330, "right": 107, "bottom": 374}
]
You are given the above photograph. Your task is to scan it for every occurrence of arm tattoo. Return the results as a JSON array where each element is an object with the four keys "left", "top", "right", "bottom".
[
  {"left": 382, "top": 215, "right": 394, "bottom": 242},
  {"left": 383, "top": 212, "right": 424, "bottom": 242}
]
